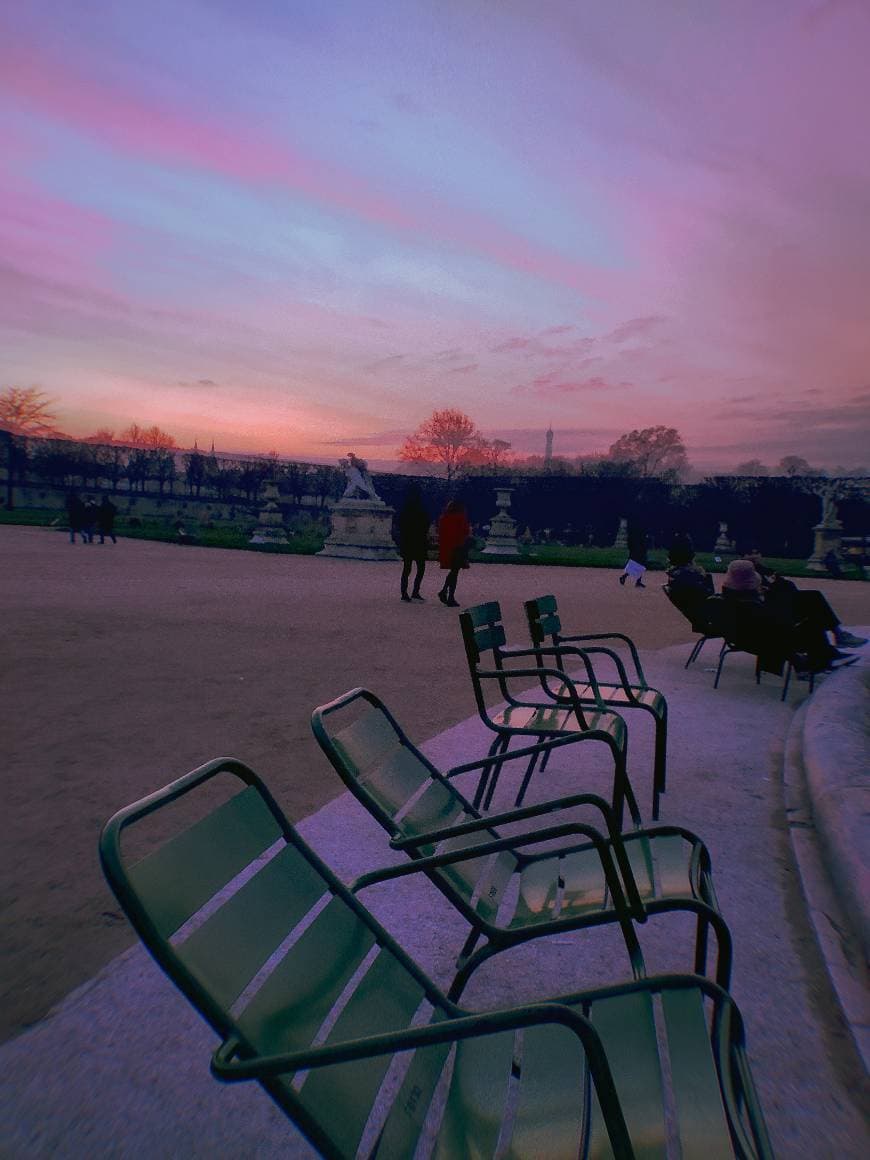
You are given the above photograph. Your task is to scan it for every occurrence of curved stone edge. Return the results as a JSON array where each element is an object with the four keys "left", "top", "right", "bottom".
[{"left": 781, "top": 657, "right": 870, "bottom": 1075}]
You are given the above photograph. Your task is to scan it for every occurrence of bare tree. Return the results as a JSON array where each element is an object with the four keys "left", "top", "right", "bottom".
[
  {"left": 119, "top": 423, "right": 177, "bottom": 451},
  {"left": 0, "top": 387, "right": 60, "bottom": 436},
  {"left": 607, "top": 426, "right": 689, "bottom": 480},
  {"left": 398, "top": 409, "right": 486, "bottom": 480},
  {"left": 776, "top": 455, "right": 820, "bottom": 477},
  {"left": 734, "top": 459, "right": 769, "bottom": 476}
]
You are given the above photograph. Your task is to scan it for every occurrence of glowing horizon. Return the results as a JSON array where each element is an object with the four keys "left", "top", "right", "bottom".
[{"left": 2, "top": 0, "right": 869, "bottom": 472}]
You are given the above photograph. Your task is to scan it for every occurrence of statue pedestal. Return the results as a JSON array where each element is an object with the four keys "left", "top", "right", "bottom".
[
  {"left": 613, "top": 517, "right": 628, "bottom": 551},
  {"left": 482, "top": 488, "right": 520, "bottom": 556},
  {"left": 318, "top": 499, "right": 399, "bottom": 561},
  {"left": 806, "top": 522, "right": 842, "bottom": 573}
]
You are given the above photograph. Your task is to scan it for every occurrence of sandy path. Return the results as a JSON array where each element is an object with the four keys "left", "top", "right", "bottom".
[{"left": 3, "top": 524, "right": 868, "bottom": 1043}]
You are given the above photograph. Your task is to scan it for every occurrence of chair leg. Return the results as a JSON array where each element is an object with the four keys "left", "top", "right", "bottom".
[
  {"left": 474, "top": 737, "right": 507, "bottom": 809},
  {"left": 781, "top": 662, "right": 792, "bottom": 702},
  {"left": 713, "top": 643, "right": 730, "bottom": 689},
  {"left": 481, "top": 736, "right": 511, "bottom": 810},
  {"left": 755, "top": 657, "right": 762, "bottom": 685},
  {"left": 694, "top": 912, "right": 709, "bottom": 978},
  {"left": 512, "top": 748, "right": 541, "bottom": 808},
  {"left": 652, "top": 710, "right": 667, "bottom": 821},
  {"left": 685, "top": 635, "right": 705, "bottom": 668},
  {"left": 610, "top": 748, "right": 641, "bottom": 832}
]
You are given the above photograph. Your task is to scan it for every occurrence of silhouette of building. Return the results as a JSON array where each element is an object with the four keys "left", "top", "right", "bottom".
[{"left": 544, "top": 425, "right": 554, "bottom": 468}]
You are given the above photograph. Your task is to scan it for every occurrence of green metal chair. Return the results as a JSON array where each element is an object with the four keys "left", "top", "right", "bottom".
[
  {"left": 524, "top": 594, "right": 669, "bottom": 819},
  {"left": 100, "top": 758, "right": 772, "bottom": 1159},
  {"left": 311, "top": 687, "right": 731, "bottom": 997},
  {"left": 460, "top": 600, "right": 638, "bottom": 828}
]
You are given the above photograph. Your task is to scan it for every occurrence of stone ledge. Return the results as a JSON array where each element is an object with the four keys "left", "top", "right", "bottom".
[
  {"left": 801, "top": 655, "right": 870, "bottom": 960},
  {"left": 781, "top": 648, "right": 870, "bottom": 1075}
]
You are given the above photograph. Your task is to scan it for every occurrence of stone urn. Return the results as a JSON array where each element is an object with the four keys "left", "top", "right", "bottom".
[
  {"left": 482, "top": 488, "right": 520, "bottom": 556},
  {"left": 249, "top": 480, "right": 287, "bottom": 545}
]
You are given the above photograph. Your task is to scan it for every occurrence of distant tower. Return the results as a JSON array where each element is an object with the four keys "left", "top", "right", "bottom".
[{"left": 544, "top": 424, "right": 554, "bottom": 468}]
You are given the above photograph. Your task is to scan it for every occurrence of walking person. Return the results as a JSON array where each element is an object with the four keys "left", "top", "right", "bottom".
[
  {"left": 618, "top": 522, "right": 648, "bottom": 588},
  {"left": 437, "top": 500, "right": 472, "bottom": 607},
  {"left": 96, "top": 496, "right": 118, "bottom": 544},
  {"left": 397, "top": 484, "right": 430, "bottom": 602},
  {"left": 81, "top": 497, "right": 99, "bottom": 543},
  {"left": 65, "top": 492, "right": 87, "bottom": 544}
]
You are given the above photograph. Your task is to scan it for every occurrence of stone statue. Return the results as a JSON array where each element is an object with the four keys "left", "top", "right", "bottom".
[
  {"left": 340, "top": 452, "right": 381, "bottom": 502},
  {"left": 818, "top": 485, "right": 840, "bottom": 527}
]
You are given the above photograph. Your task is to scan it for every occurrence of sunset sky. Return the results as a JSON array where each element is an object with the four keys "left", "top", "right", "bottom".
[{"left": 2, "top": 0, "right": 869, "bottom": 472}]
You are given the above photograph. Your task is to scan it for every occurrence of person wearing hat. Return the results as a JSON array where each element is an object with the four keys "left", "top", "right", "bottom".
[
  {"left": 743, "top": 547, "right": 866, "bottom": 650},
  {"left": 721, "top": 558, "right": 857, "bottom": 676}
]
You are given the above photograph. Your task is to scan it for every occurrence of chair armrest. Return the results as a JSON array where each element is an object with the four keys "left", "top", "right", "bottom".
[
  {"left": 211, "top": 1005, "right": 632, "bottom": 1155},
  {"left": 443, "top": 732, "right": 612, "bottom": 780},
  {"left": 555, "top": 645, "right": 641, "bottom": 701},
  {"left": 389, "top": 792, "right": 647, "bottom": 922},
  {"left": 502, "top": 644, "right": 609, "bottom": 706},
  {"left": 389, "top": 789, "right": 616, "bottom": 849},
  {"left": 357, "top": 820, "right": 645, "bottom": 933},
  {"left": 475, "top": 665, "right": 599, "bottom": 719},
  {"left": 557, "top": 632, "right": 648, "bottom": 686}
]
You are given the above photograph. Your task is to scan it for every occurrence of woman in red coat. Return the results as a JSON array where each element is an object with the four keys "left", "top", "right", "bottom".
[{"left": 437, "top": 500, "right": 472, "bottom": 607}]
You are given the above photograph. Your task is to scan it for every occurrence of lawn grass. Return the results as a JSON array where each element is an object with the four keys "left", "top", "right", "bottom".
[{"left": 2, "top": 507, "right": 861, "bottom": 578}]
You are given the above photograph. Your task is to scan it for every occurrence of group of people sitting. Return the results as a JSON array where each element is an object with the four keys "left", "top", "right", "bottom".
[{"left": 666, "top": 537, "right": 865, "bottom": 678}]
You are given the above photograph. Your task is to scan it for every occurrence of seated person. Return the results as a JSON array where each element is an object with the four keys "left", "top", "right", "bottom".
[
  {"left": 721, "top": 559, "right": 860, "bottom": 676},
  {"left": 666, "top": 543, "right": 715, "bottom": 597},
  {"left": 743, "top": 548, "right": 865, "bottom": 649}
]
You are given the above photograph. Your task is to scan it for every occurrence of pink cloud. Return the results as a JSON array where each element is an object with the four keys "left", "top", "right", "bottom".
[
  {"left": 606, "top": 315, "right": 666, "bottom": 343},
  {"left": 514, "top": 368, "right": 629, "bottom": 396},
  {"left": 0, "top": 29, "right": 628, "bottom": 303},
  {"left": 0, "top": 183, "right": 116, "bottom": 285}
]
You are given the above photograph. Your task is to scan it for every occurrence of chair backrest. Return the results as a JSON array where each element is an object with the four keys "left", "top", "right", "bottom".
[
  {"left": 665, "top": 584, "right": 722, "bottom": 635},
  {"left": 311, "top": 688, "right": 519, "bottom": 925},
  {"left": 99, "top": 759, "right": 452, "bottom": 1159},
  {"left": 459, "top": 600, "right": 513, "bottom": 713},
  {"left": 524, "top": 593, "right": 562, "bottom": 647}
]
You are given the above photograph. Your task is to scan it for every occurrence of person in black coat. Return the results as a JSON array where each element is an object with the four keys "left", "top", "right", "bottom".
[
  {"left": 619, "top": 522, "right": 648, "bottom": 588},
  {"left": 397, "top": 484, "right": 431, "bottom": 602},
  {"left": 66, "top": 492, "right": 87, "bottom": 544},
  {"left": 96, "top": 496, "right": 118, "bottom": 544}
]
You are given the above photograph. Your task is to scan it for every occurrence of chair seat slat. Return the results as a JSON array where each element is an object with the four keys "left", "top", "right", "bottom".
[
  {"left": 586, "top": 992, "right": 666, "bottom": 1158},
  {"left": 128, "top": 787, "right": 281, "bottom": 937},
  {"left": 435, "top": 1030, "right": 515, "bottom": 1158},
  {"left": 511, "top": 1023, "right": 589, "bottom": 1158},
  {"left": 236, "top": 897, "right": 376, "bottom": 1057},
  {"left": 178, "top": 844, "right": 328, "bottom": 1009},
  {"left": 299, "top": 949, "right": 429, "bottom": 1157},
  {"left": 661, "top": 989, "right": 735, "bottom": 1159}
]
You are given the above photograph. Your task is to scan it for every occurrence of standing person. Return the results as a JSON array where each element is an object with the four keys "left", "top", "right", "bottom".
[
  {"left": 81, "top": 497, "right": 98, "bottom": 543},
  {"left": 397, "top": 484, "right": 430, "bottom": 602},
  {"left": 618, "top": 522, "right": 648, "bottom": 588},
  {"left": 437, "top": 500, "right": 472, "bottom": 607},
  {"left": 65, "top": 492, "right": 87, "bottom": 544},
  {"left": 96, "top": 496, "right": 118, "bottom": 544}
]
